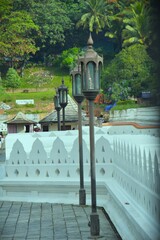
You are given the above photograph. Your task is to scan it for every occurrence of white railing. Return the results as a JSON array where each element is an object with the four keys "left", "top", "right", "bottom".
[
  {"left": 0, "top": 126, "right": 160, "bottom": 240},
  {"left": 113, "top": 139, "right": 160, "bottom": 224}
]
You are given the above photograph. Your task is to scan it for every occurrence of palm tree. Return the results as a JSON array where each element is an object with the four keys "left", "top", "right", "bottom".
[
  {"left": 104, "top": 0, "right": 126, "bottom": 52},
  {"left": 76, "top": 0, "right": 108, "bottom": 34},
  {"left": 122, "top": 1, "right": 153, "bottom": 48},
  {"left": 104, "top": 0, "right": 134, "bottom": 51}
]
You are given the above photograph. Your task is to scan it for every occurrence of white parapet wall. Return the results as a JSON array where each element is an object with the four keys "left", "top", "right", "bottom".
[
  {"left": 109, "top": 106, "right": 160, "bottom": 125},
  {"left": 0, "top": 125, "right": 160, "bottom": 240}
]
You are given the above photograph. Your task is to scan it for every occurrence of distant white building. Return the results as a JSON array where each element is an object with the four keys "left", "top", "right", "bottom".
[{"left": 5, "top": 112, "right": 37, "bottom": 133}]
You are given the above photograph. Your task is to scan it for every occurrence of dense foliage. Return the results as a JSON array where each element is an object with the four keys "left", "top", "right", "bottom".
[
  {"left": 54, "top": 47, "right": 82, "bottom": 71},
  {"left": 102, "top": 44, "right": 156, "bottom": 100},
  {"left": 0, "top": 0, "right": 159, "bottom": 104}
]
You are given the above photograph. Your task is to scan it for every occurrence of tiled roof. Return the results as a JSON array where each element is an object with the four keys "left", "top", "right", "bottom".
[
  {"left": 5, "top": 112, "right": 36, "bottom": 124},
  {"left": 40, "top": 95, "right": 83, "bottom": 123}
]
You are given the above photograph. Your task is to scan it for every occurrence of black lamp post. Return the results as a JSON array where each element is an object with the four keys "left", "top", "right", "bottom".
[
  {"left": 54, "top": 89, "right": 61, "bottom": 131},
  {"left": 71, "top": 65, "right": 86, "bottom": 206},
  {"left": 58, "top": 79, "right": 68, "bottom": 130},
  {"left": 79, "top": 33, "right": 103, "bottom": 237}
]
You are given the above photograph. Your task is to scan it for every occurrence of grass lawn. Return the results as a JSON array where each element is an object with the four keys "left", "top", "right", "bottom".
[
  {"left": 1, "top": 66, "right": 72, "bottom": 114},
  {"left": 0, "top": 66, "right": 147, "bottom": 115}
]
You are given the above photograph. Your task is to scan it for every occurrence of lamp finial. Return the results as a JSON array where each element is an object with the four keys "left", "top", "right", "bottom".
[{"left": 87, "top": 32, "right": 93, "bottom": 48}]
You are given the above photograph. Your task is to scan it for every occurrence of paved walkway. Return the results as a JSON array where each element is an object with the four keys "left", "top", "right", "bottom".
[{"left": 0, "top": 201, "right": 121, "bottom": 240}]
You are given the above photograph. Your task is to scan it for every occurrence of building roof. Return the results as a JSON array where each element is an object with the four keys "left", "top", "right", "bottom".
[
  {"left": 5, "top": 112, "right": 36, "bottom": 124},
  {"left": 39, "top": 95, "right": 84, "bottom": 123}
]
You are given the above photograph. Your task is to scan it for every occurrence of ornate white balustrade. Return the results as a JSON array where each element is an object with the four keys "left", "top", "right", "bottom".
[
  {"left": 0, "top": 126, "right": 160, "bottom": 240},
  {"left": 113, "top": 139, "right": 160, "bottom": 225}
]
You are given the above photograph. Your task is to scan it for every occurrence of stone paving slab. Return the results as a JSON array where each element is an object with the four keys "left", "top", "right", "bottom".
[{"left": 0, "top": 201, "right": 121, "bottom": 240}]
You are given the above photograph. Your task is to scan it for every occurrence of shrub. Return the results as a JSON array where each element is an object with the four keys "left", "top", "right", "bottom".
[
  {"left": 4, "top": 68, "right": 21, "bottom": 92},
  {"left": 55, "top": 47, "right": 81, "bottom": 71}
]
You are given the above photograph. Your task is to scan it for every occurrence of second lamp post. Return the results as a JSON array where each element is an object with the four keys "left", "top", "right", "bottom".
[
  {"left": 54, "top": 89, "right": 61, "bottom": 131},
  {"left": 58, "top": 79, "right": 68, "bottom": 130},
  {"left": 71, "top": 65, "right": 86, "bottom": 206}
]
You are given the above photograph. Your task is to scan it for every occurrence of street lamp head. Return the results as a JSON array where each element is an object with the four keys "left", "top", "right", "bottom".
[
  {"left": 70, "top": 65, "right": 84, "bottom": 103},
  {"left": 54, "top": 89, "right": 61, "bottom": 111},
  {"left": 58, "top": 78, "right": 68, "bottom": 108},
  {"left": 78, "top": 33, "right": 103, "bottom": 100}
]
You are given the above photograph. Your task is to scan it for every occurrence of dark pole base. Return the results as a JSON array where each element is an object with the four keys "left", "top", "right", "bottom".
[
  {"left": 90, "top": 212, "right": 100, "bottom": 237},
  {"left": 79, "top": 188, "right": 86, "bottom": 206}
]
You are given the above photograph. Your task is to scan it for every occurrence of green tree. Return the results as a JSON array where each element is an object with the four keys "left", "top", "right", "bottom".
[
  {"left": 5, "top": 68, "right": 21, "bottom": 92},
  {"left": 102, "top": 44, "right": 156, "bottom": 99},
  {"left": 105, "top": 0, "right": 135, "bottom": 52},
  {"left": 11, "top": 0, "right": 87, "bottom": 57},
  {"left": 77, "top": 0, "right": 108, "bottom": 34},
  {"left": 0, "top": 0, "right": 12, "bottom": 18},
  {"left": 30, "top": 0, "right": 72, "bottom": 61},
  {"left": 149, "top": 0, "right": 160, "bottom": 61},
  {"left": 109, "top": 82, "right": 129, "bottom": 102},
  {"left": 0, "top": 10, "right": 39, "bottom": 68},
  {"left": 56, "top": 47, "right": 81, "bottom": 71},
  {"left": 59, "top": 0, "right": 87, "bottom": 49},
  {"left": 12, "top": 0, "right": 35, "bottom": 12},
  {"left": 122, "top": 1, "right": 153, "bottom": 48}
]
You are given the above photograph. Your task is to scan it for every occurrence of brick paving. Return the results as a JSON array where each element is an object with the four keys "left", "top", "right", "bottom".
[{"left": 0, "top": 201, "right": 121, "bottom": 240}]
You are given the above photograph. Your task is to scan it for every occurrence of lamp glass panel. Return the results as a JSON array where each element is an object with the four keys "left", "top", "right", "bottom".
[
  {"left": 72, "top": 75, "right": 76, "bottom": 96},
  {"left": 57, "top": 95, "right": 60, "bottom": 107},
  {"left": 95, "top": 71, "right": 100, "bottom": 90},
  {"left": 59, "top": 90, "right": 63, "bottom": 104},
  {"left": 81, "top": 62, "right": 86, "bottom": 90},
  {"left": 63, "top": 90, "right": 67, "bottom": 103},
  {"left": 54, "top": 95, "right": 61, "bottom": 108},
  {"left": 75, "top": 74, "right": 81, "bottom": 95},
  {"left": 54, "top": 96, "right": 57, "bottom": 107},
  {"left": 96, "top": 62, "right": 102, "bottom": 90},
  {"left": 99, "top": 62, "right": 102, "bottom": 80},
  {"left": 87, "top": 62, "right": 95, "bottom": 90}
]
